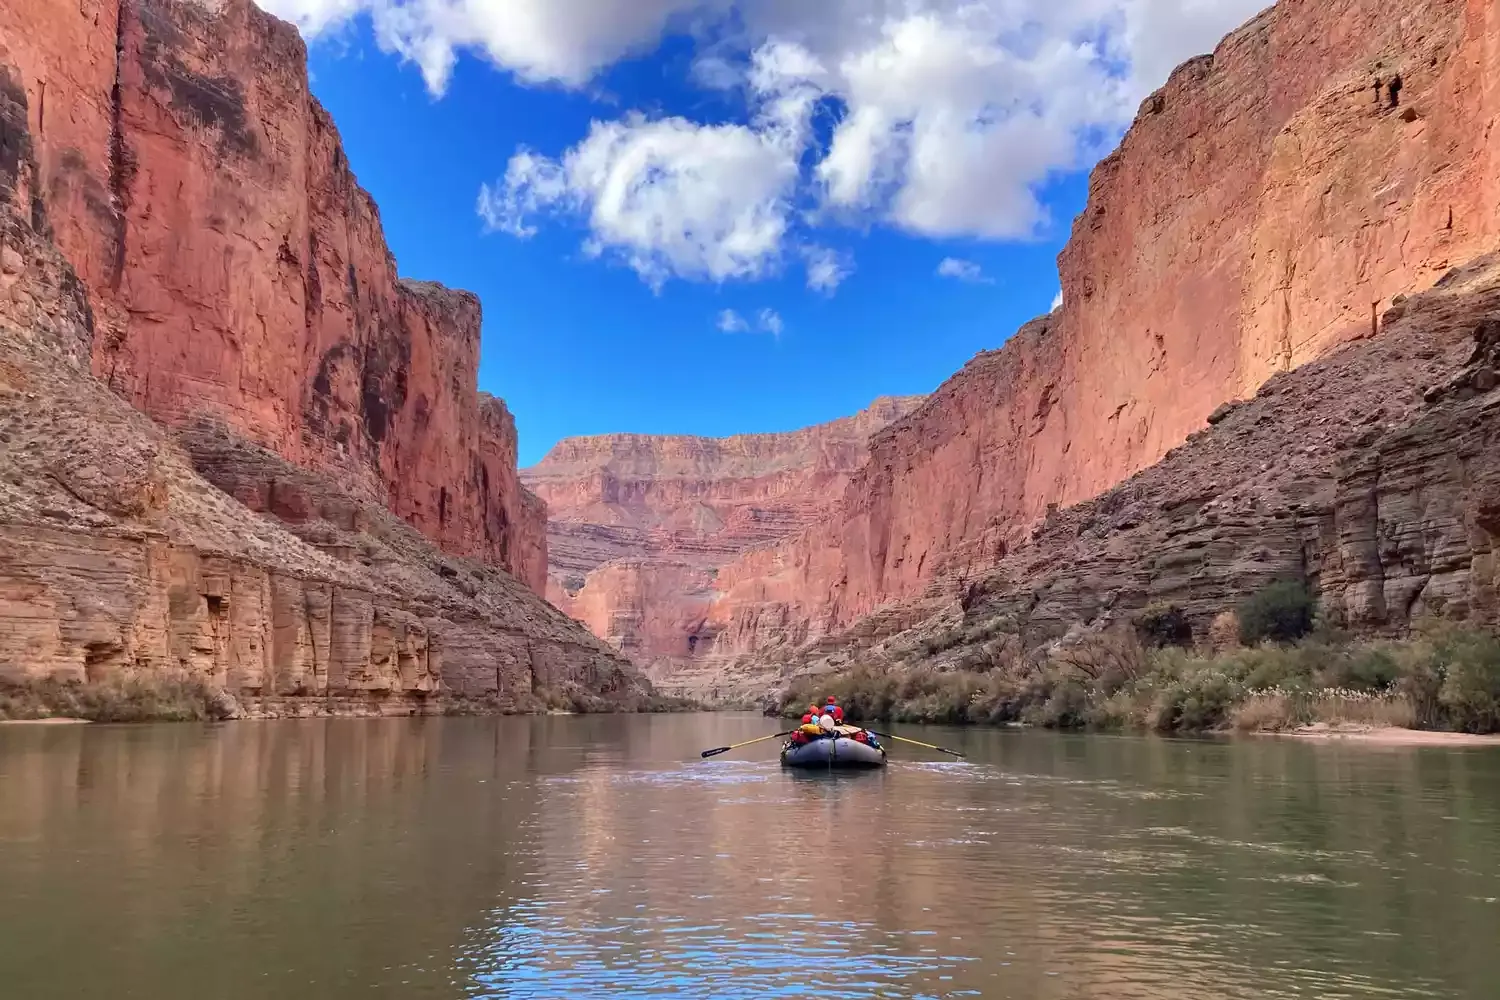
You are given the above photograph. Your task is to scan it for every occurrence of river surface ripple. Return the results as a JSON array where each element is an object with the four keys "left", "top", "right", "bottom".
[{"left": 2, "top": 713, "right": 1497, "bottom": 999}]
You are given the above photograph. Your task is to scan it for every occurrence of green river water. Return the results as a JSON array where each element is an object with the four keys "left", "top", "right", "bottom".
[{"left": 1, "top": 713, "right": 1498, "bottom": 999}]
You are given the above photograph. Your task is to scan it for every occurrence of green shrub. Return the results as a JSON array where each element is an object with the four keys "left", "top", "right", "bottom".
[
  {"left": 1149, "top": 664, "right": 1244, "bottom": 732},
  {"left": 1317, "top": 643, "right": 1402, "bottom": 692},
  {"left": 1432, "top": 627, "right": 1500, "bottom": 733},
  {"left": 1237, "top": 580, "right": 1316, "bottom": 645},
  {"left": 1021, "top": 674, "right": 1090, "bottom": 729},
  {"left": 1135, "top": 602, "right": 1193, "bottom": 649}
]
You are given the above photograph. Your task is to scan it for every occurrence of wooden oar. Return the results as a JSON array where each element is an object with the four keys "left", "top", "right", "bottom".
[
  {"left": 700, "top": 730, "right": 797, "bottom": 758},
  {"left": 862, "top": 729, "right": 966, "bottom": 759}
]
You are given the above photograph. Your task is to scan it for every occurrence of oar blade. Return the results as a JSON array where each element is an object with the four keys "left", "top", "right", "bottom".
[
  {"left": 700, "top": 747, "right": 731, "bottom": 758},
  {"left": 866, "top": 729, "right": 966, "bottom": 759}
]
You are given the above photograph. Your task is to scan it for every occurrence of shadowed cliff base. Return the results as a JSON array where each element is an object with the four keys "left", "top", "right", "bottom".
[{"left": 0, "top": 674, "right": 698, "bottom": 722}]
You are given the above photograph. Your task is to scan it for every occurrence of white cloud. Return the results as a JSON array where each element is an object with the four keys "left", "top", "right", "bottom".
[
  {"left": 481, "top": 115, "right": 799, "bottom": 288},
  {"left": 716, "top": 307, "right": 782, "bottom": 335},
  {"left": 263, "top": 0, "right": 1270, "bottom": 282},
  {"left": 1051, "top": 289, "right": 1064, "bottom": 311},
  {"left": 480, "top": 41, "right": 821, "bottom": 288},
  {"left": 717, "top": 308, "right": 751, "bottom": 332},
  {"left": 936, "top": 257, "right": 991, "bottom": 284},
  {"left": 257, "top": 0, "right": 706, "bottom": 92},
  {"left": 803, "top": 245, "right": 853, "bottom": 293}
]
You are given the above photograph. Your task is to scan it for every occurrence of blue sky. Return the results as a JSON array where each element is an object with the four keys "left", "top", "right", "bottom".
[{"left": 280, "top": 0, "right": 1264, "bottom": 465}]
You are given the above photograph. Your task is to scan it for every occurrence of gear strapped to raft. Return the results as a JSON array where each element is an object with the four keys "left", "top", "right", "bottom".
[{"left": 788, "top": 723, "right": 881, "bottom": 748}]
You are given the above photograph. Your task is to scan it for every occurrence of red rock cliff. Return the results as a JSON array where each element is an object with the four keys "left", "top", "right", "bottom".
[
  {"left": 0, "top": 54, "right": 650, "bottom": 713},
  {"left": 520, "top": 397, "right": 923, "bottom": 679},
  {"left": 0, "top": 0, "right": 547, "bottom": 592},
  {"left": 704, "top": 0, "right": 1500, "bottom": 662}
]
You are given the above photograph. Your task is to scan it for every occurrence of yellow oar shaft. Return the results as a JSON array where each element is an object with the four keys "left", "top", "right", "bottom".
[
  {"left": 700, "top": 730, "right": 795, "bottom": 758},
  {"left": 726, "top": 732, "right": 786, "bottom": 750}
]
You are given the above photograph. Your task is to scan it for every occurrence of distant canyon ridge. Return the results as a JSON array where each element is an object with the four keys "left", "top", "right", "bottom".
[{"left": 520, "top": 397, "right": 923, "bottom": 687}]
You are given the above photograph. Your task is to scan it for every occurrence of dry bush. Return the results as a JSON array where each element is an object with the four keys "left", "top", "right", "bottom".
[
  {"left": 1048, "top": 630, "right": 1146, "bottom": 689},
  {"left": 1207, "top": 611, "right": 1241, "bottom": 653},
  {"left": 1231, "top": 690, "right": 1296, "bottom": 731},
  {"left": 0, "top": 672, "right": 232, "bottom": 722}
]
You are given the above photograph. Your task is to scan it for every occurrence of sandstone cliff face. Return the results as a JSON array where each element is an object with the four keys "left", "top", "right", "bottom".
[
  {"left": 700, "top": 0, "right": 1500, "bottom": 671},
  {"left": 0, "top": 40, "right": 646, "bottom": 712},
  {"left": 728, "top": 255, "right": 1500, "bottom": 702},
  {"left": 0, "top": 0, "right": 547, "bottom": 590},
  {"left": 520, "top": 397, "right": 923, "bottom": 676}
]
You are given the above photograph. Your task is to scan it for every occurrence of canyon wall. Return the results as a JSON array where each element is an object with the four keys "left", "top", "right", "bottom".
[
  {"left": 0, "top": 0, "right": 546, "bottom": 590},
  {"left": 696, "top": 0, "right": 1500, "bottom": 676},
  {"left": 520, "top": 397, "right": 922, "bottom": 676},
  {"left": 0, "top": 12, "right": 646, "bottom": 712},
  {"left": 739, "top": 254, "right": 1500, "bottom": 701}
]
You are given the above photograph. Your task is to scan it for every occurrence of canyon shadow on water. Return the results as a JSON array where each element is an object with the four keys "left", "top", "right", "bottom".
[{"left": 1, "top": 713, "right": 1498, "bottom": 999}]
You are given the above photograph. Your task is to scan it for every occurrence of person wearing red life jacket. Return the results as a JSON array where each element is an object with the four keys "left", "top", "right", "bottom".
[{"left": 792, "top": 704, "right": 824, "bottom": 745}]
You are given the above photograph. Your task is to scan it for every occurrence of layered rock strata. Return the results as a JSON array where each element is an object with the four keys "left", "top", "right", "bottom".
[
  {"left": 521, "top": 398, "right": 923, "bottom": 676},
  {"left": 0, "top": 44, "right": 645, "bottom": 712},
  {"left": 694, "top": 0, "right": 1500, "bottom": 676},
  {"left": 0, "top": 0, "right": 546, "bottom": 589}
]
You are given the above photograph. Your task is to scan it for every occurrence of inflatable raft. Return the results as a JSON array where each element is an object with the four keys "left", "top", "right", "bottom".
[{"left": 780, "top": 725, "right": 887, "bottom": 769}]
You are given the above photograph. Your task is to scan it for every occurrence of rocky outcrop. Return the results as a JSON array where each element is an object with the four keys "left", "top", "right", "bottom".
[
  {"left": 0, "top": 0, "right": 547, "bottom": 589},
  {"left": 0, "top": 40, "right": 647, "bottom": 712},
  {"left": 520, "top": 397, "right": 923, "bottom": 679},
  {"left": 688, "top": 0, "right": 1500, "bottom": 680},
  {"left": 721, "top": 255, "right": 1500, "bottom": 701}
]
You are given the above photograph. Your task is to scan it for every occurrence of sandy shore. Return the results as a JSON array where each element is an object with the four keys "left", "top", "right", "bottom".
[
  {"left": 0, "top": 717, "right": 90, "bottom": 726},
  {"left": 1273, "top": 723, "right": 1500, "bottom": 747}
]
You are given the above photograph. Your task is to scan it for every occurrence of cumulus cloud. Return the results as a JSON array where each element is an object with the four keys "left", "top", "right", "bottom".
[
  {"left": 757, "top": 308, "right": 784, "bottom": 336},
  {"left": 479, "top": 41, "right": 820, "bottom": 288},
  {"left": 936, "top": 257, "right": 991, "bottom": 284},
  {"left": 267, "top": 0, "right": 1269, "bottom": 283}
]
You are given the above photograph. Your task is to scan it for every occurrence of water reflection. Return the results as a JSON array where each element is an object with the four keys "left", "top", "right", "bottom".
[{"left": 2, "top": 716, "right": 1498, "bottom": 999}]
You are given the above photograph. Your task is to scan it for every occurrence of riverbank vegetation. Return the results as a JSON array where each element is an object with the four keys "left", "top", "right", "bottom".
[
  {"left": 442, "top": 688, "right": 700, "bottom": 716},
  {"left": 0, "top": 673, "right": 234, "bottom": 723},
  {"left": 1, "top": 674, "right": 700, "bottom": 723},
  {"left": 778, "top": 584, "right": 1500, "bottom": 736}
]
